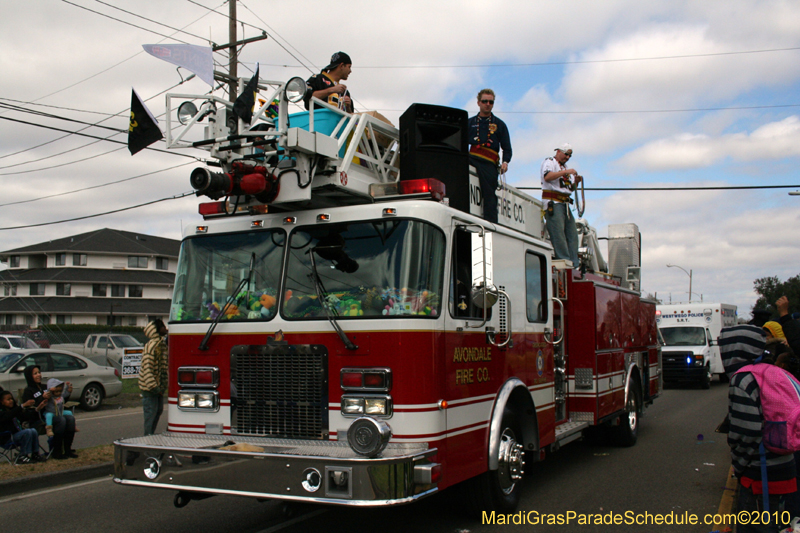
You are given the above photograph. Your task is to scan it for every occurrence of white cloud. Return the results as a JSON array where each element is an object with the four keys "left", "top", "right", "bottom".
[{"left": 618, "top": 115, "right": 800, "bottom": 170}]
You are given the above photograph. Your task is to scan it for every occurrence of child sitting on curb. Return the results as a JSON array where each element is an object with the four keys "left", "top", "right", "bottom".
[{"left": 42, "top": 378, "right": 78, "bottom": 437}]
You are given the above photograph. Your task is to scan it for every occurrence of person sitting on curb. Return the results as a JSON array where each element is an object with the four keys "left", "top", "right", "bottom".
[
  {"left": 22, "top": 365, "right": 77, "bottom": 460},
  {"left": 41, "top": 378, "right": 78, "bottom": 438},
  {"left": 0, "top": 390, "right": 45, "bottom": 464}
]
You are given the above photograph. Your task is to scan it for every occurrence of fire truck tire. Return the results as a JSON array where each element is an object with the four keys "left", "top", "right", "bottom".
[
  {"left": 470, "top": 409, "right": 524, "bottom": 513},
  {"left": 701, "top": 364, "right": 711, "bottom": 389},
  {"left": 613, "top": 388, "right": 640, "bottom": 447}
]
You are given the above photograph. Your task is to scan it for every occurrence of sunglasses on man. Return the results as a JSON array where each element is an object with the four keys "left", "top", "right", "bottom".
[{"left": 480, "top": 99, "right": 494, "bottom": 104}]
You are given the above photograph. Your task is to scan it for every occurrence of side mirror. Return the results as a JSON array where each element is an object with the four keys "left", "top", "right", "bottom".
[
  {"left": 471, "top": 283, "right": 498, "bottom": 309},
  {"left": 13, "top": 365, "right": 25, "bottom": 373}
]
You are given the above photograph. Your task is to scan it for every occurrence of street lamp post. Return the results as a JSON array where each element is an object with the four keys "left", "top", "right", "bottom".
[{"left": 666, "top": 264, "right": 693, "bottom": 303}]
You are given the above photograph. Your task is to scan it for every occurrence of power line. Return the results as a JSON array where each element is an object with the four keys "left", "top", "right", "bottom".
[
  {"left": 61, "top": 0, "right": 193, "bottom": 45},
  {"left": 237, "top": 1, "right": 317, "bottom": 74},
  {"left": 497, "top": 104, "right": 800, "bottom": 115},
  {"left": 371, "top": 103, "right": 800, "bottom": 115},
  {"left": 92, "top": 0, "right": 210, "bottom": 43},
  {"left": 0, "top": 77, "right": 197, "bottom": 166},
  {"left": 0, "top": 191, "right": 196, "bottom": 231},
  {"left": 0, "top": 115, "right": 199, "bottom": 160},
  {"left": 0, "top": 162, "right": 196, "bottom": 207},
  {"left": 23, "top": 2, "right": 221, "bottom": 105},
  {"left": 517, "top": 184, "right": 800, "bottom": 191},
  {"left": 354, "top": 46, "right": 800, "bottom": 69}
]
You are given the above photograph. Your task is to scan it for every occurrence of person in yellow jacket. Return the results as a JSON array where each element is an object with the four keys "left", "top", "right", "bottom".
[{"left": 139, "top": 319, "right": 168, "bottom": 436}]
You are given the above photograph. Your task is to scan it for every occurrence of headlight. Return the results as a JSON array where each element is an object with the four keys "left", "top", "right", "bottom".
[
  {"left": 178, "top": 392, "right": 196, "bottom": 408},
  {"left": 342, "top": 397, "right": 364, "bottom": 415},
  {"left": 341, "top": 395, "right": 392, "bottom": 418},
  {"left": 177, "top": 390, "right": 220, "bottom": 412},
  {"left": 197, "top": 393, "right": 215, "bottom": 409},
  {"left": 365, "top": 398, "right": 388, "bottom": 416}
]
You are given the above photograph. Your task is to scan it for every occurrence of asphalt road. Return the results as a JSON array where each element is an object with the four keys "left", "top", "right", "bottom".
[
  {"left": 72, "top": 405, "right": 166, "bottom": 450},
  {"left": 3, "top": 380, "right": 733, "bottom": 533}
]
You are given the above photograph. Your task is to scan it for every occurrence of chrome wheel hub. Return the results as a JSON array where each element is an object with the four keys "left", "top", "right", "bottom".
[{"left": 497, "top": 428, "right": 525, "bottom": 494}]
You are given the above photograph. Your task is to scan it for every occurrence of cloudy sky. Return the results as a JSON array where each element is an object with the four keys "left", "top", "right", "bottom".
[{"left": 1, "top": 0, "right": 798, "bottom": 317}]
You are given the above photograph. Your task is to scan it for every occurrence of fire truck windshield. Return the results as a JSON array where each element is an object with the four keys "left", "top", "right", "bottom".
[
  {"left": 283, "top": 219, "right": 445, "bottom": 319},
  {"left": 659, "top": 326, "right": 707, "bottom": 346},
  {"left": 170, "top": 230, "right": 285, "bottom": 322}
]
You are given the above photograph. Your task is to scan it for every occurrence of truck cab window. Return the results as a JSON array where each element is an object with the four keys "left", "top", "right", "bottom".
[
  {"left": 283, "top": 219, "right": 445, "bottom": 320},
  {"left": 170, "top": 230, "right": 286, "bottom": 323},
  {"left": 450, "top": 228, "right": 491, "bottom": 320},
  {"left": 525, "top": 252, "right": 548, "bottom": 323}
]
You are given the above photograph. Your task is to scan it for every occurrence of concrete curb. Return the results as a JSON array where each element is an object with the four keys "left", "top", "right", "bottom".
[{"left": 0, "top": 461, "right": 114, "bottom": 497}]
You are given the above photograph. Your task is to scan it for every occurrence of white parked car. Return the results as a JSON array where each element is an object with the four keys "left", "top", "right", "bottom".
[
  {"left": 0, "top": 349, "right": 123, "bottom": 411},
  {"left": 0, "top": 335, "right": 40, "bottom": 350}
]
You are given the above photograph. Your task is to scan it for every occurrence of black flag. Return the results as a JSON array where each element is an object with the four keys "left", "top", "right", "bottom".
[
  {"left": 233, "top": 65, "right": 259, "bottom": 123},
  {"left": 128, "top": 88, "right": 163, "bottom": 155}
]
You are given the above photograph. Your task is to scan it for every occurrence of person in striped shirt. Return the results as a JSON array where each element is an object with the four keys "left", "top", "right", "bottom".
[
  {"left": 722, "top": 324, "right": 800, "bottom": 531},
  {"left": 139, "top": 319, "right": 168, "bottom": 436}
]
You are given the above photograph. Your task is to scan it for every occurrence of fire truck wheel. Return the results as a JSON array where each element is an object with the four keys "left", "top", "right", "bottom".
[
  {"left": 613, "top": 389, "right": 640, "bottom": 447},
  {"left": 470, "top": 409, "right": 524, "bottom": 512},
  {"left": 701, "top": 364, "right": 712, "bottom": 389}
]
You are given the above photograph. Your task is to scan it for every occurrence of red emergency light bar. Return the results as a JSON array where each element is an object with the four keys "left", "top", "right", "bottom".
[
  {"left": 398, "top": 179, "right": 445, "bottom": 201},
  {"left": 199, "top": 201, "right": 227, "bottom": 216},
  {"left": 369, "top": 178, "right": 446, "bottom": 201}
]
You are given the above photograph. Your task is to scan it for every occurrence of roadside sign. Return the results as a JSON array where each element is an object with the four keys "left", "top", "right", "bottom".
[{"left": 122, "top": 347, "right": 143, "bottom": 379}]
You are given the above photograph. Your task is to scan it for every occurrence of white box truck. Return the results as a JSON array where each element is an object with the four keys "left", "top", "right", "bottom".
[{"left": 656, "top": 303, "right": 737, "bottom": 388}]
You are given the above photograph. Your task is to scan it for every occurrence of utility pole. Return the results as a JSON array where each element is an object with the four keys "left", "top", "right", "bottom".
[{"left": 228, "top": 0, "right": 237, "bottom": 103}]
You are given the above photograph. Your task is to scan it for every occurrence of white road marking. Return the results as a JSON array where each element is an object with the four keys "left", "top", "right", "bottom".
[{"left": 0, "top": 476, "right": 111, "bottom": 504}]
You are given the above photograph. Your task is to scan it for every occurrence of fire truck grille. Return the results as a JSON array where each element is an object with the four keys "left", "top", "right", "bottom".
[{"left": 230, "top": 344, "right": 329, "bottom": 440}]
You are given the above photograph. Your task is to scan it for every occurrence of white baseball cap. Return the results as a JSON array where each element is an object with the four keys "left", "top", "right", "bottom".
[{"left": 555, "top": 143, "right": 573, "bottom": 153}]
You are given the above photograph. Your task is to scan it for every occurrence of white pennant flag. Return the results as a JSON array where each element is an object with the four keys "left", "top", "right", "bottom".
[{"left": 142, "top": 44, "right": 214, "bottom": 87}]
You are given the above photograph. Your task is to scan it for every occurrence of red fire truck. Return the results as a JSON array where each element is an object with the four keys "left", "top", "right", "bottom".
[{"left": 114, "top": 77, "right": 661, "bottom": 512}]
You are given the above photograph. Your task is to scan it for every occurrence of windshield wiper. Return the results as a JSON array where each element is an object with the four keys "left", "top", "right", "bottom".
[
  {"left": 199, "top": 253, "right": 256, "bottom": 351},
  {"left": 308, "top": 248, "right": 358, "bottom": 351}
]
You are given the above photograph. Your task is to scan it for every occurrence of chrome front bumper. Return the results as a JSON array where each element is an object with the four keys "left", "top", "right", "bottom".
[{"left": 114, "top": 433, "right": 438, "bottom": 506}]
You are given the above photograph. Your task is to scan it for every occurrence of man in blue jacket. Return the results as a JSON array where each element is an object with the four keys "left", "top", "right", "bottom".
[{"left": 468, "top": 89, "right": 512, "bottom": 224}]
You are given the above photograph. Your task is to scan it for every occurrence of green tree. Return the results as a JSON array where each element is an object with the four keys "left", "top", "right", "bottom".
[{"left": 752, "top": 274, "right": 800, "bottom": 319}]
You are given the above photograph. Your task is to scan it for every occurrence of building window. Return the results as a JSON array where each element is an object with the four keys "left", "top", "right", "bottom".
[
  {"left": 129, "top": 285, "right": 143, "bottom": 298},
  {"left": 4, "top": 315, "right": 13, "bottom": 325},
  {"left": 56, "top": 283, "right": 71, "bottom": 296},
  {"left": 73, "top": 253, "right": 87, "bottom": 266},
  {"left": 128, "top": 317, "right": 137, "bottom": 326},
  {"left": 55, "top": 253, "right": 66, "bottom": 266},
  {"left": 3, "top": 284, "right": 16, "bottom": 296},
  {"left": 10, "top": 256, "right": 20, "bottom": 268},
  {"left": 30, "top": 283, "right": 45, "bottom": 296},
  {"left": 110, "top": 284, "right": 125, "bottom": 297},
  {"left": 56, "top": 315, "right": 72, "bottom": 324},
  {"left": 24, "top": 315, "right": 33, "bottom": 325},
  {"left": 106, "top": 315, "right": 123, "bottom": 326},
  {"left": 128, "top": 256, "right": 148, "bottom": 268},
  {"left": 156, "top": 257, "right": 169, "bottom": 270},
  {"left": 37, "top": 314, "right": 50, "bottom": 326},
  {"left": 93, "top": 284, "right": 107, "bottom": 297}
]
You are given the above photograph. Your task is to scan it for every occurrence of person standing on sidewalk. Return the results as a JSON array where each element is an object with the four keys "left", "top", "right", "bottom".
[
  {"left": 138, "top": 319, "right": 168, "bottom": 436},
  {"left": 721, "top": 324, "right": 800, "bottom": 531}
]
